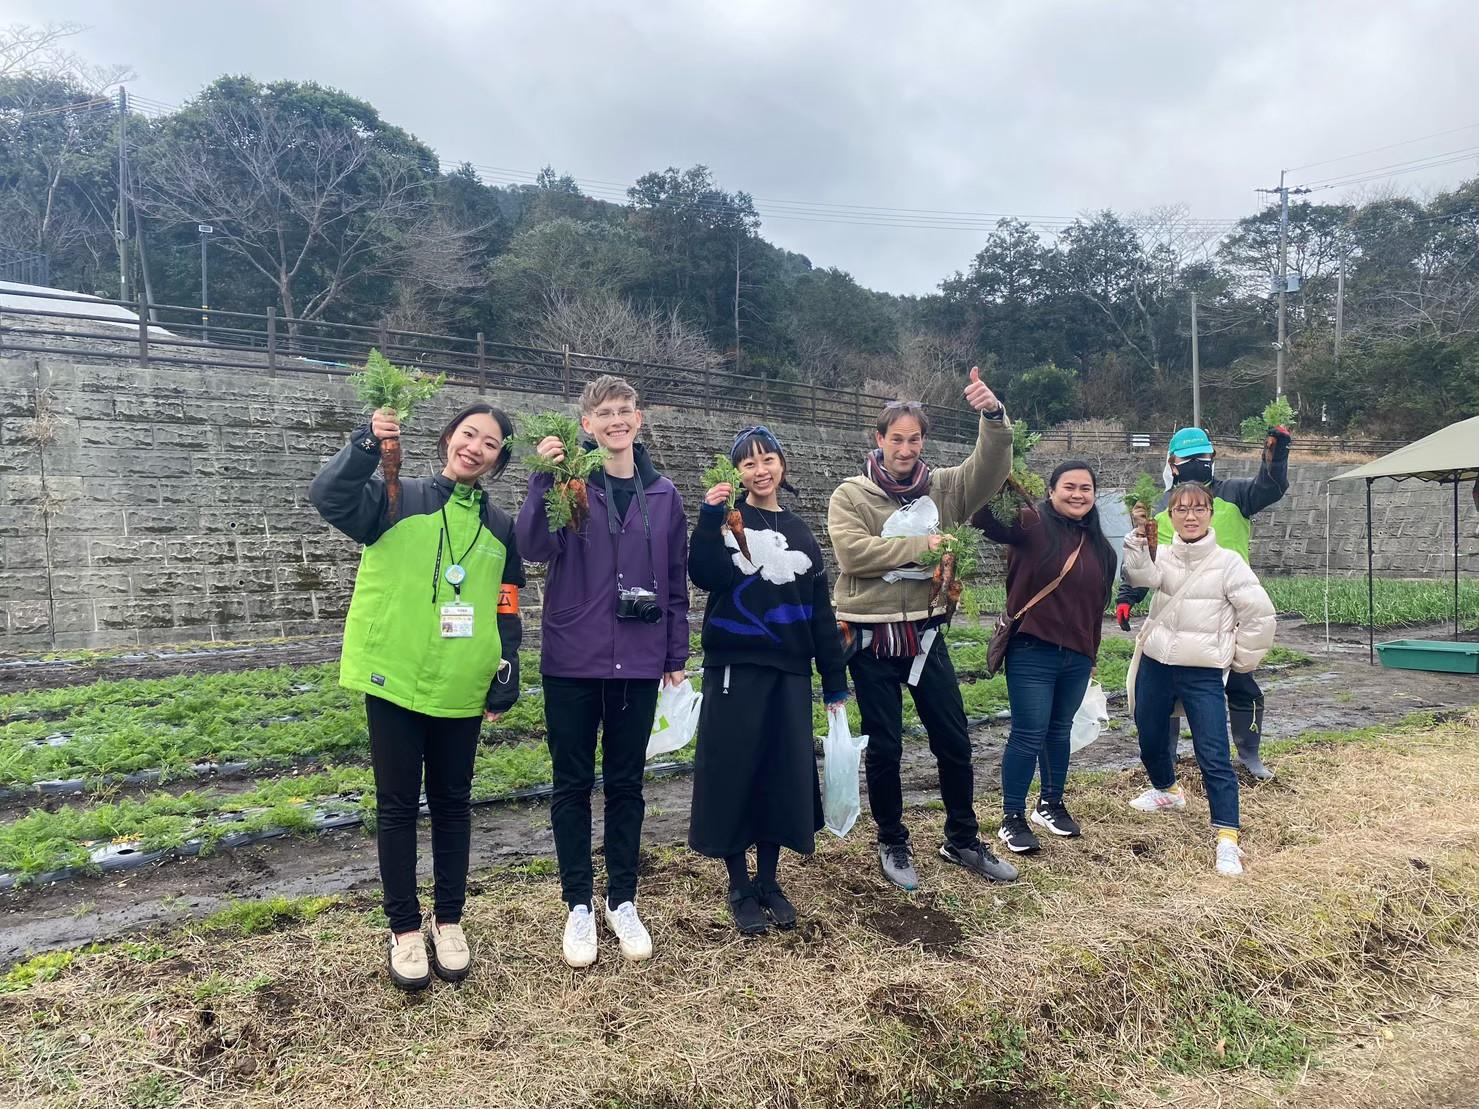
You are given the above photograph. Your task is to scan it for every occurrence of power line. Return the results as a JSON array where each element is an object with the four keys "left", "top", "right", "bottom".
[
  {"left": 1300, "top": 144, "right": 1479, "bottom": 189},
  {"left": 1287, "top": 120, "right": 1479, "bottom": 173}
]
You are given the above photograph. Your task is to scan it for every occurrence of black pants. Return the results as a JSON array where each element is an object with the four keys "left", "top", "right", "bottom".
[
  {"left": 849, "top": 640, "right": 978, "bottom": 849},
  {"left": 366, "top": 695, "right": 481, "bottom": 934},
  {"left": 1225, "top": 668, "right": 1264, "bottom": 713},
  {"left": 544, "top": 676, "right": 660, "bottom": 909}
]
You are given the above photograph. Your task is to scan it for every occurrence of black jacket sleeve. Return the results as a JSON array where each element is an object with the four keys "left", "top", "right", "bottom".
[
  {"left": 1216, "top": 443, "right": 1290, "bottom": 519},
  {"left": 308, "top": 426, "right": 390, "bottom": 546},
  {"left": 688, "top": 502, "right": 740, "bottom": 591},
  {"left": 486, "top": 509, "right": 525, "bottom": 715},
  {"left": 970, "top": 501, "right": 1032, "bottom": 545},
  {"left": 811, "top": 564, "right": 849, "bottom": 702}
]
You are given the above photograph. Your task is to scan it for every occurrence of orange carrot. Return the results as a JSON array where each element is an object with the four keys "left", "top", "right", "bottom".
[
  {"left": 727, "top": 508, "right": 751, "bottom": 561},
  {"left": 381, "top": 436, "right": 403, "bottom": 523},
  {"left": 566, "top": 478, "right": 590, "bottom": 532}
]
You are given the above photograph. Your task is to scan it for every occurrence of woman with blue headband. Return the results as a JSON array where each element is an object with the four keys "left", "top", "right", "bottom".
[{"left": 687, "top": 425, "right": 850, "bottom": 935}]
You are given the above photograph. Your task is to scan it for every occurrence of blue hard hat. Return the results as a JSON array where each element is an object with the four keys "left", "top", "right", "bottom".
[{"left": 1168, "top": 427, "right": 1215, "bottom": 458}]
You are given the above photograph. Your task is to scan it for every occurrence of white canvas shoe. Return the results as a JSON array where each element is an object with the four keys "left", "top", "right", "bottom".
[
  {"left": 603, "top": 900, "right": 653, "bottom": 962},
  {"left": 562, "top": 903, "right": 598, "bottom": 969},
  {"left": 1215, "top": 837, "right": 1246, "bottom": 877}
]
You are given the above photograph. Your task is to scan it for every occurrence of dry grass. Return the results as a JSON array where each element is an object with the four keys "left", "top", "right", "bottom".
[{"left": 2, "top": 713, "right": 1478, "bottom": 1109}]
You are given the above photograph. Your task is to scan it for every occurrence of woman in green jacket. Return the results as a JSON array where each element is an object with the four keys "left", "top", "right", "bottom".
[{"left": 310, "top": 402, "right": 524, "bottom": 991}]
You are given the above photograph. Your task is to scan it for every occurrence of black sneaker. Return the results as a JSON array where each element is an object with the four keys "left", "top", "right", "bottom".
[
  {"left": 728, "top": 884, "right": 770, "bottom": 936},
  {"left": 754, "top": 879, "right": 797, "bottom": 930},
  {"left": 996, "top": 812, "right": 1041, "bottom": 854},
  {"left": 1030, "top": 799, "right": 1082, "bottom": 838},
  {"left": 940, "top": 838, "right": 1020, "bottom": 882}
]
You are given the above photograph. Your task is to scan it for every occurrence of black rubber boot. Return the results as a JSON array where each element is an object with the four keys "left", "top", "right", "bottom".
[{"left": 1231, "top": 705, "right": 1273, "bottom": 780}]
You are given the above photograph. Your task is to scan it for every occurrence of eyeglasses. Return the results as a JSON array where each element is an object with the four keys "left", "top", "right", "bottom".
[
  {"left": 591, "top": 405, "right": 636, "bottom": 421},
  {"left": 1169, "top": 505, "right": 1212, "bottom": 517},
  {"left": 883, "top": 400, "right": 925, "bottom": 411}
]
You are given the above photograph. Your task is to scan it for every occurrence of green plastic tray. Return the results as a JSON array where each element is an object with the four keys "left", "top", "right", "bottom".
[{"left": 1375, "top": 639, "right": 1479, "bottom": 674}]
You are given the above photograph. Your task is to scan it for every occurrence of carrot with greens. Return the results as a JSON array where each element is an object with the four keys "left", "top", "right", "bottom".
[
  {"left": 702, "top": 453, "right": 750, "bottom": 561},
  {"left": 513, "top": 412, "right": 610, "bottom": 533},
  {"left": 1124, "top": 472, "right": 1162, "bottom": 561},
  {"left": 921, "top": 524, "right": 985, "bottom": 622},
  {"left": 348, "top": 349, "right": 445, "bottom": 523},
  {"left": 986, "top": 420, "right": 1046, "bottom": 524}
]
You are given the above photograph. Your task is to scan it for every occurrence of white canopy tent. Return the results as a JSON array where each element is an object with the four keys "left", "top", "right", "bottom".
[{"left": 1332, "top": 414, "right": 1479, "bottom": 663}]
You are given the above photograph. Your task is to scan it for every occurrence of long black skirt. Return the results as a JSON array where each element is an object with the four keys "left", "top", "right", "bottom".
[{"left": 687, "top": 663, "right": 823, "bottom": 858}]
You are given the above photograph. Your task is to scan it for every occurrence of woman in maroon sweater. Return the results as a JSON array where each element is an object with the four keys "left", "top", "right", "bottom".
[{"left": 972, "top": 461, "right": 1118, "bottom": 855}]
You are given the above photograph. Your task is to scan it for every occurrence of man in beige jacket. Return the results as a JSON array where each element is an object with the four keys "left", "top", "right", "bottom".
[{"left": 828, "top": 368, "right": 1016, "bottom": 890}]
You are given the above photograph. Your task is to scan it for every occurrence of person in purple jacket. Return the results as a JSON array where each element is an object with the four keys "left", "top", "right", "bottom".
[{"left": 516, "top": 375, "right": 690, "bottom": 969}]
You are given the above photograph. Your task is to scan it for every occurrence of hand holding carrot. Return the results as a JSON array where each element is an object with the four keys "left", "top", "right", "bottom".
[
  {"left": 535, "top": 435, "right": 567, "bottom": 464},
  {"left": 704, "top": 483, "right": 734, "bottom": 507},
  {"left": 371, "top": 408, "right": 402, "bottom": 441}
]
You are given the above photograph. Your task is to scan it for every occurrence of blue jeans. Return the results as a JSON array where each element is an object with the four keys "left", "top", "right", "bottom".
[
  {"left": 1002, "top": 635, "right": 1094, "bottom": 815},
  {"left": 1133, "top": 655, "right": 1240, "bottom": 830}
]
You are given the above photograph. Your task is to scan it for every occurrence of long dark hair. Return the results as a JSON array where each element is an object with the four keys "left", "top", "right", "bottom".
[
  {"left": 1037, "top": 460, "right": 1117, "bottom": 607},
  {"left": 437, "top": 403, "right": 514, "bottom": 480}
]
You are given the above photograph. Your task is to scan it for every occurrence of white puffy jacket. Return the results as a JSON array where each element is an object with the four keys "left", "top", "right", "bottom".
[{"left": 1122, "top": 527, "right": 1276, "bottom": 673}]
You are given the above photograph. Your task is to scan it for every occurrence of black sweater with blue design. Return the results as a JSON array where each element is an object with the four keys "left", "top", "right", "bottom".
[{"left": 688, "top": 501, "right": 848, "bottom": 701}]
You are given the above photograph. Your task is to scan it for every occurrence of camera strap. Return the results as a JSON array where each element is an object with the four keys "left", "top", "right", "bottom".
[{"left": 605, "top": 472, "right": 659, "bottom": 592}]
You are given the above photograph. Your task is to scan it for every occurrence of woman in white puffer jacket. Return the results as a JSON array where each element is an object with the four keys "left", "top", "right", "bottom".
[{"left": 1121, "top": 482, "right": 1276, "bottom": 876}]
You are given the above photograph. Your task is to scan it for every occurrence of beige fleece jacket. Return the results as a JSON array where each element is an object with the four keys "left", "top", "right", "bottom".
[{"left": 828, "top": 413, "right": 1014, "bottom": 624}]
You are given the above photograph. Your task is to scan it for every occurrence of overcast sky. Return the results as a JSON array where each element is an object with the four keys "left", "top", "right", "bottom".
[{"left": 9, "top": 0, "right": 1479, "bottom": 293}]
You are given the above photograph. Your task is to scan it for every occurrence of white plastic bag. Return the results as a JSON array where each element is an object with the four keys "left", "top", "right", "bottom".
[
  {"left": 1070, "top": 679, "right": 1109, "bottom": 753},
  {"left": 821, "top": 709, "right": 869, "bottom": 837},
  {"left": 879, "top": 496, "right": 938, "bottom": 538},
  {"left": 880, "top": 496, "right": 940, "bottom": 582},
  {"left": 646, "top": 678, "right": 701, "bottom": 760}
]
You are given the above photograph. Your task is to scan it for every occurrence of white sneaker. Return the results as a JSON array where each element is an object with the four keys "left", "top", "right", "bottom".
[
  {"left": 562, "top": 903, "right": 598, "bottom": 969},
  {"left": 1215, "top": 838, "right": 1246, "bottom": 877},
  {"left": 1129, "top": 786, "right": 1187, "bottom": 813},
  {"left": 603, "top": 900, "right": 653, "bottom": 962}
]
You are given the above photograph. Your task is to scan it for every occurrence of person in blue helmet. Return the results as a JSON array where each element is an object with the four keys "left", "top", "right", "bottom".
[{"left": 1115, "top": 422, "right": 1291, "bottom": 778}]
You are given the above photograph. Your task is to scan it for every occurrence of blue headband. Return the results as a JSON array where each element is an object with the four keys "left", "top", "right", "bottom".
[{"left": 729, "top": 424, "right": 783, "bottom": 459}]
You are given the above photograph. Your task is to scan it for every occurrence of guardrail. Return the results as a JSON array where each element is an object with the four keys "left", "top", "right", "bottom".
[{"left": 0, "top": 287, "right": 1409, "bottom": 456}]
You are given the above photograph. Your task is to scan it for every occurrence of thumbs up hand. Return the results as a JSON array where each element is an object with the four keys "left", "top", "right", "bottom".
[{"left": 963, "top": 366, "right": 1001, "bottom": 413}]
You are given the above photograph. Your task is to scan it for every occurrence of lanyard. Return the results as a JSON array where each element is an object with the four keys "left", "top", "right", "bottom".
[
  {"left": 605, "top": 473, "right": 659, "bottom": 592},
  {"left": 431, "top": 495, "right": 485, "bottom": 603}
]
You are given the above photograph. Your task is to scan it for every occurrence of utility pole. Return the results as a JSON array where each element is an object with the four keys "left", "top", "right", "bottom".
[
  {"left": 115, "top": 87, "right": 131, "bottom": 302},
  {"left": 198, "top": 224, "right": 214, "bottom": 342},
  {"left": 1334, "top": 252, "right": 1346, "bottom": 367},
  {"left": 1259, "top": 170, "right": 1310, "bottom": 399},
  {"left": 1190, "top": 290, "right": 1201, "bottom": 428}
]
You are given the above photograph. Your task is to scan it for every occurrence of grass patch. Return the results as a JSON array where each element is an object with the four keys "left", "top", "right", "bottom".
[
  {"left": 0, "top": 950, "right": 75, "bottom": 993},
  {"left": 201, "top": 895, "right": 338, "bottom": 937}
]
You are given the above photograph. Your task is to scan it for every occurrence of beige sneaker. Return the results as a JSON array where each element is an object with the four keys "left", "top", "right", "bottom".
[
  {"left": 562, "top": 903, "right": 598, "bottom": 969},
  {"left": 604, "top": 900, "right": 653, "bottom": 962},
  {"left": 387, "top": 930, "right": 431, "bottom": 991},
  {"left": 428, "top": 921, "right": 471, "bottom": 982}
]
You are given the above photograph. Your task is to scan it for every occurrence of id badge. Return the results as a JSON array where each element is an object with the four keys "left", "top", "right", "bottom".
[{"left": 440, "top": 603, "right": 475, "bottom": 638}]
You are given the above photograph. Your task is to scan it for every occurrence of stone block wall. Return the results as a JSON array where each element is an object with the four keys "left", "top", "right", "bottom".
[{"left": 1, "top": 355, "right": 1474, "bottom": 649}]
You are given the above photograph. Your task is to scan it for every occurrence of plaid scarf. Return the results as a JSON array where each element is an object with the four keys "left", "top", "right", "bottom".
[{"left": 863, "top": 449, "right": 931, "bottom": 504}]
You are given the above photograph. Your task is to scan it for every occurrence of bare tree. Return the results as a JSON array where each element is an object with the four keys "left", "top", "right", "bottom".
[
  {"left": 529, "top": 291, "right": 719, "bottom": 388},
  {"left": 380, "top": 213, "right": 485, "bottom": 336},
  {"left": 133, "top": 91, "right": 438, "bottom": 329},
  {"left": 0, "top": 22, "right": 131, "bottom": 90}
]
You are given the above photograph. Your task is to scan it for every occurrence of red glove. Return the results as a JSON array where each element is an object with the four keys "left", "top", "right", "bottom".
[{"left": 1116, "top": 603, "right": 1132, "bottom": 632}]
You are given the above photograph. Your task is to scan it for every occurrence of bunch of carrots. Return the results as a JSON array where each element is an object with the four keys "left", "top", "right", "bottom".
[
  {"left": 701, "top": 453, "right": 750, "bottom": 560},
  {"left": 515, "top": 412, "right": 610, "bottom": 533},
  {"left": 922, "top": 524, "right": 985, "bottom": 622},
  {"left": 986, "top": 420, "right": 1047, "bottom": 525}
]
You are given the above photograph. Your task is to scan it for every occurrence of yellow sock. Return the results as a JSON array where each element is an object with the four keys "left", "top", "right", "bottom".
[{"left": 1217, "top": 828, "right": 1239, "bottom": 845}]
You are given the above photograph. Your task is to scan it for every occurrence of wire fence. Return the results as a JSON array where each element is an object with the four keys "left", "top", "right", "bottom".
[{"left": 0, "top": 287, "right": 1411, "bottom": 455}]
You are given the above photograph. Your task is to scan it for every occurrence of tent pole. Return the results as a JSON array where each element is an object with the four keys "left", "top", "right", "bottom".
[
  {"left": 1455, "top": 475, "right": 1461, "bottom": 641},
  {"left": 1367, "top": 478, "right": 1375, "bottom": 665}
]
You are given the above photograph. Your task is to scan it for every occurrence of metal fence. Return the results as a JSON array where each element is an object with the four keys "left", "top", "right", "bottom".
[
  {"left": 0, "top": 287, "right": 1411, "bottom": 455},
  {"left": 0, "top": 250, "right": 50, "bottom": 287}
]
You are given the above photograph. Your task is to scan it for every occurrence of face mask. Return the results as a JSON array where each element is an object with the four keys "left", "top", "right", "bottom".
[{"left": 1174, "top": 458, "right": 1214, "bottom": 485}]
